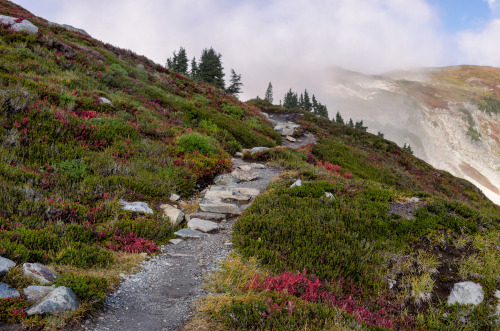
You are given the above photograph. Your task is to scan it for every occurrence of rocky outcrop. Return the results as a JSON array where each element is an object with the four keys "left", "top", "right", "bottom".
[
  {"left": 24, "top": 285, "right": 56, "bottom": 303},
  {"left": 0, "top": 256, "right": 15, "bottom": 276},
  {"left": 0, "top": 15, "right": 38, "bottom": 33},
  {"left": 48, "top": 22, "right": 90, "bottom": 36},
  {"left": 26, "top": 286, "right": 80, "bottom": 316},
  {"left": 23, "top": 263, "right": 57, "bottom": 285},
  {"left": 274, "top": 123, "right": 299, "bottom": 136},
  {"left": 120, "top": 200, "right": 154, "bottom": 214},
  {"left": 447, "top": 281, "right": 484, "bottom": 306}
]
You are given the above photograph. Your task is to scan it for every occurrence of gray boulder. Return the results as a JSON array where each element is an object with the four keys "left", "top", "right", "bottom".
[
  {"left": 160, "top": 204, "right": 185, "bottom": 226},
  {"left": 447, "top": 281, "right": 484, "bottom": 306},
  {"left": 24, "top": 285, "right": 55, "bottom": 303},
  {"left": 0, "top": 282, "right": 20, "bottom": 299},
  {"left": 120, "top": 200, "right": 154, "bottom": 214},
  {"left": 0, "top": 256, "right": 15, "bottom": 276},
  {"left": 62, "top": 24, "right": 90, "bottom": 36},
  {"left": 170, "top": 193, "right": 181, "bottom": 202},
  {"left": 0, "top": 15, "right": 38, "bottom": 33},
  {"left": 23, "top": 263, "right": 57, "bottom": 285},
  {"left": 188, "top": 218, "right": 219, "bottom": 233},
  {"left": 290, "top": 179, "right": 302, "bottom": 188},
  {"left": 98, "top": 97, "right": 112, "bottom": 104},
  {"left": 174, "top": 228, "right": 207, "bottom": 239},
  {"left": 26, "top": 286, "right": 80, "bottom": 316}
]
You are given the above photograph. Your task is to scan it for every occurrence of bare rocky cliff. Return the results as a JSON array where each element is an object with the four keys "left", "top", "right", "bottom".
[{"left": 323, "top": 66, "right": 500, "bottom": 205}]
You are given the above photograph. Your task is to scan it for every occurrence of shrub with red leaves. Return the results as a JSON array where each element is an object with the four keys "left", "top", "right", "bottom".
[{"left": 106, "top": 231, "right": 158, "bottom": 254}]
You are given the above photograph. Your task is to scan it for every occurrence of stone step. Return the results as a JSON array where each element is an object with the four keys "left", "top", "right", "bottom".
[
  {"left": 199, "top": 202, "right": 241, "bottom": 215},
  {"left": 174, "top": 228, "right": 208, "bottom": 239},
  {"left": 189, "top": 212, "right": 226, "bottom": 221},
  {"left": 188, "top": 219, "right": 219, "bottom": 233}
]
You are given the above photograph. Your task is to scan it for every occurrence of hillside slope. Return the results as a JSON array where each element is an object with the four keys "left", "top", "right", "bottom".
[{"left": 324, "top": 66, "right": 500, "bottom": 205}]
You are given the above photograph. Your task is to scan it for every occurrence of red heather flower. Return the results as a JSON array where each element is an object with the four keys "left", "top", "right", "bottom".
[
  {"left": 22, "top": 117, "right": 28, "bottom": 125},
  {"left": 13, "top": 121, "right": 20, "bottom": 128}
]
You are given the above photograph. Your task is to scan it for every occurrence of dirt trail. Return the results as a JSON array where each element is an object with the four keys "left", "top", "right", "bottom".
[{"left": 80, "top": 114, "right": 312, "bottom": 331}]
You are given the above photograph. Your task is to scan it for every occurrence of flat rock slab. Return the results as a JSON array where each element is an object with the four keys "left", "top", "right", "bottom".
[
  {"left": 274, "top": 123, "right": 299, "bottom": 136},
  {"left": 23, "top": 263, "right": 57, "bottom": 285},
  {"left": 160, "top": 204, "right": 185, "bottom": 226},
  {"left": 0, "top": 256, "right": 15, "bottom": 276},
  {"left": 243, "top": 147, "right": 270, "bottom": 155},
  {"left": 120, "top": 200, "right": 154, "bottom": 214},
  {"left": 214, "top": 173, "right": 239, "bottom": 186},
  {"left": 188, "top": 219, "right": 219, "bottom": 233},
  {"left": 232, "top": 168, "right": 260, "bottom": 182},
  {"left": 174, "top": 228, "right": 208, "bottom": 239},
  {"left": 209, "top": 186, "right": 260, "bottom": 197},
  {"left": 26, "top": 286, "right": 80, "bottom": 316},
  {"left": 285, "top": 135, "right": 297, "bottom": 142},
  {"left": 169, "top": 239, "right": 184, "bottom": 245},
  {"left": 189, "top": 212, "right": 226, "bottom": 221},
  {"left": 204, "top": 189, "right": 252, "bottom": 202},
  {"left": 199, "top": 202, "right": 241, "bottom": 215},
  {"left": 447, "top": 281, "right": 484, "bottom": 306},
  {"left": 238, "top": 165, "right": 252, "bottom": 171},
  {"left": 0, "top": 282, "right": 20, "bottom": 299},
  {"left": 24, "top": 285, "right": 55, "bottom": 303}
]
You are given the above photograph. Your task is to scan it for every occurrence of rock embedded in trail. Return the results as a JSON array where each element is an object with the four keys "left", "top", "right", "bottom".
[
  {"left": 0, "top": 256, "right": 15, "bottom": 276},
  {"left": 285, "top": 135, "right": 296, "bottom": 142},
  {"left": 188, "top": 219, "right": 219, "bottom": 233},
  {"left": 120, "top": 200, "right": 154, "bottom": 214},
  {"left": 447, "top": 281, "right": 484, "bottom": 306},
  {"left": 23, "top": 263, "right": 57, "bottom": 284},
  {"left": 250, "top": 163, "right": 266, "bottom": 169},
  {"left": 160, "top": 204, "right": 185, "bottom": 226},
  {"left": 238, "top": 165, "right": 252, "bottom": 171},
  {"left": 26, "top": 286, "right": 80, "bottom": 316},
  {"left": 214, "top": 173, "right": 239, "bottom": 186},
  {"left": 174, "top": 228, "right": 208, "bottom": 239},
  {"left": 189, "top": 212, "right": 226, "bottom": 222},
  {"left": 199, "top": 201, "right": 241, "bottom": 215},
  {"left": 232, "top": 168, "right": 259, "bottom": 182},
  {"left": 0, "top": 282, "right": 20, "bottom": 299}
]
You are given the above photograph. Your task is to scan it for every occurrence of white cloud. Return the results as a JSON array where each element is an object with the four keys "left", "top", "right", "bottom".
[
  {"left": 457, "top": 18, "right": 500, "bottom": 66},
  {"left": 13, "top": 0, "right": 446, "bottom": 101}
]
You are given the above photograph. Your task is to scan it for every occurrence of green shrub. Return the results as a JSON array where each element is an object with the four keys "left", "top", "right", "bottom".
[
  {"left": 56, "top": 243, "right": 114, "bottom": 268},
  {"left": 222, "top": 105, "right": 244, "bottom": 119},
  {"left": 110, "top": 63, "right": 128, "bottom": 76},
  {"left": 114, "top": 214, "right": 174, "bottom": 243},
  {"left": 177, "top": 132, "right": 215, "bottom": 154},
  {"left": 58, "top": 159, "right": 89, "bottom": 181},
  {"left": 55, "top": 273, "right": 110, "bottom": 310}
]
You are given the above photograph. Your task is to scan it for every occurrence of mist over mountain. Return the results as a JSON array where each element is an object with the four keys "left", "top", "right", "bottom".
[{"left": 322, "top": 65, "right": 500, "bottom": 205}]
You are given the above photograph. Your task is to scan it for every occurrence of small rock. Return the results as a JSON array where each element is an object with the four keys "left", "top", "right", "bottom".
[
  {"left": 250, "top": 163, "right": 266, "bottom": 169},
  {"left": 0, "top": 256, "right": 15, "bottom": 276},
  {"left": 224, "top": 242, "right": 233, "bottom": 246},
  {"left": 232, "top": 168, "right": 259, "bottom": 182},
  {"left": 214, "top": 173, "right": 239, "bottom": 186},
  {"left": 24, "top": 285, "right": 55, "bottom": 303},
  {"left": 410, "top": 197, "right": 420, "bottom": 202},
  {"left": 323, "top": 192, "right": 335, "bottom": 201},
  {"left": 160, "top": 204, "right": 185, "bottom": 226},
  {"left": 98, "top": 97, "right": 112, "bottom": 104},
  {"left": 170, "top": 193, "right": 181, "bottom": 202},
  {"left": 169, "top": 239, "right": 183, "bottom": 245},
  {"left": 290, "top": 179, "right": 302, "bottom": 188},
  {"left": 494, "top": 290, "right": 500, "bottom": 317},
  {"left": 26, "top": 286, "right": 80, "bottom": 316},
  {"left": 238, "top": 165, "right": 252, "bottom": 171},
  {"left": 285, "top": 135, "right": 296, "bottom": 142},
  {"left": 139, "top": 253, "right": 149, "bottom": 259},
  {"left": 243, "top": 147, "right": 270, "bottom": 155},
  {"left": 0, "top": 282, "right": 20, "bottom": 299},
  {"left": 174, "top": 228, "right": 208, "bottom": 239},
  {"left": 235, "top": 152, "right": 243, "bottom": 157},
  {"left": 447, "top": 281, "right": 484, "bottom": 306},
  {"left": 388, "top": 279, "right": 397, "bottom": 289},
  {"left": 23, "top": 263, "right": 57, "bottom": 285},
  {"left": 188, "top": 218, "right": 219, "bottom": 233},
  {"left": 119, "top": 273, "right": 126, "bottom": 279},
  {"left": 120, "top": 200, "right": 154, "bottom": 214},
  {"left": 189, "top": 212, "right": 226, "bottom": 221}
]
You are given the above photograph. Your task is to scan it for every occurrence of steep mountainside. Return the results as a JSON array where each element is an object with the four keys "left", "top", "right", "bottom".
[{"left": 324, "top": 66, "right": 500, "bottom": 205}]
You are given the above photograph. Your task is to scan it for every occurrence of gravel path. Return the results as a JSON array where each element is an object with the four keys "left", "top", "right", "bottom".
[{"left": 80, "top": 114, "right": 311, "bottom": 331}]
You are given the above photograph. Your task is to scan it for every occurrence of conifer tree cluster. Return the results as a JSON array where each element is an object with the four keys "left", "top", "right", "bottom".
[
  {"left": 281, "top": 88, "right": 328, "bottom": 118},
  {"left": 333, "top": 111, "right": 368, "bottom": 132},
  {"left": 167, "top": 47, "right": 242, "bottom": 95}
]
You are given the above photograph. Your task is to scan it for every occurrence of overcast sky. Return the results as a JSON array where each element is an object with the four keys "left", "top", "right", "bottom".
[{"left": 10, "top": 0, "right": 500, "bottom": 102}]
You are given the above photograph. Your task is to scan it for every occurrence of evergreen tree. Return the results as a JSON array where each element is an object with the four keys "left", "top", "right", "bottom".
[
  {"left": 283, "top": 89, "right": 299, "bottom": 109},
  {"left": 226, "top": 69, "right": 243, "bottom": 96},
  {"left": 166, "top": 47, "right": 188, "bottom": 75},
  {"left": 198, "top": 47, "right": 225, "bottom": 89},
  {"left": 335, "top": 111, "right": 344, "bottom": 125},
  {"left": 303, "top": 90, "right": 312, "bottom": 111},
  {"left": 377, "top": 131, "right": 384, "bottom": 138},
  {"left": 348, "top": 118, "right": 354, "bottom": 128},
  {"left": 316, "top": 103, "right": 328, "bottom": 118},
  {"left": 264, "top": 82, "right": 274, "bottom": 103},
  {"left": 190, "top": 57, "right": 198, "bottom": 79},
  {"left": 403, "top": 143, "right": 413, "bottom": 155},
  {"left": 355, "top": 120, "right": 368, "bottom": 132},
  {"left": 299, "top": 93, "right": 304, "bottom": 109},
  {"left": 312, "top": 95, "right": 319, "bottom": 113}
]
